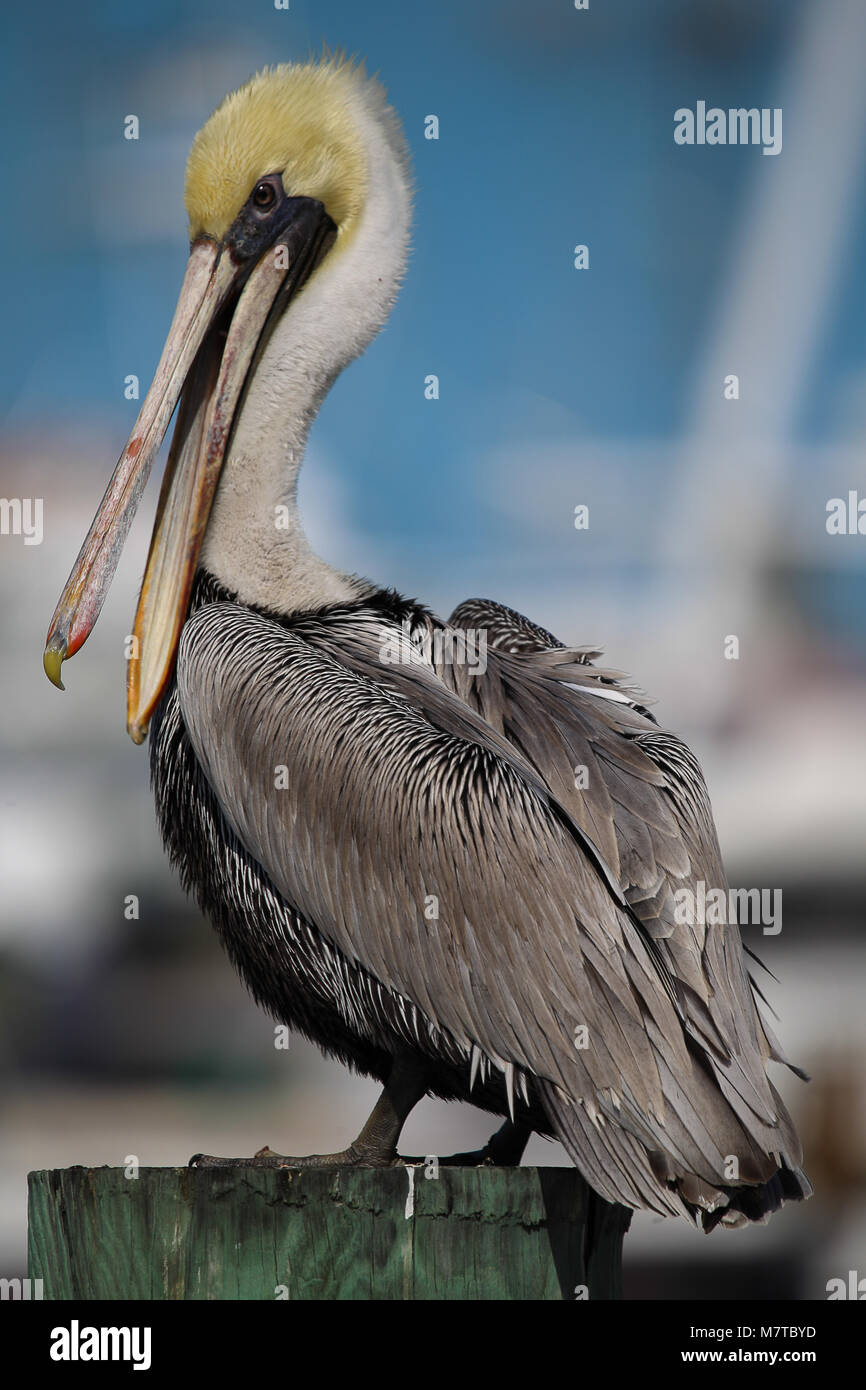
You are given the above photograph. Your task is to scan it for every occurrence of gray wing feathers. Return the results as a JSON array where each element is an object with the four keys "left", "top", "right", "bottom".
[
  {"left": 446, "top": 599, "right": 804, "bottom": 1184},
  {"left": 178, "top": 599, "right": 802, "bottom": 1216}
]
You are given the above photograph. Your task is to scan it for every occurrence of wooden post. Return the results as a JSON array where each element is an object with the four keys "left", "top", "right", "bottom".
[{"left": 28, "top": 1165, "right": 630, "bottom": 1301}]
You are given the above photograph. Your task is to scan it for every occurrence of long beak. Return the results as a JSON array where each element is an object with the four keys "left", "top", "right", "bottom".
[
  {"left": 44, "top": 204, "right": 333, "bottom": 743},
  {"left": 43, "top": 239, "right": 235, "bottom": 684},
  {"left": 126, "top": 245, "right": 291, "bottom": 742}
]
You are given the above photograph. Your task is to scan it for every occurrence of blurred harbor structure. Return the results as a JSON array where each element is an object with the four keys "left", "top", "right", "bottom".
[{"left": 1, "top": 0, "right": 864, "bottom": 1297}]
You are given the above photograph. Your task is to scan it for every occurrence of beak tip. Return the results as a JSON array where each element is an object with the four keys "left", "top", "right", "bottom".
[
  {"left": 127, "top": 717, "right": 149, "bottom": 746},
  {"left": 43, "top": 640, "right": 67, "bottom": 691}
]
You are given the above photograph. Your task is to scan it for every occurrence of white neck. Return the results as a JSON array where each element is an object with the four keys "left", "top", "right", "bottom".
[{"left": 200, "top": 94, "right": 411, "bottom": 613}]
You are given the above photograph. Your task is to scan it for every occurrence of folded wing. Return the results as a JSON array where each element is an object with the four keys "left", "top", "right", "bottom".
[{"left": 176, "top": 597, "right": 806, "bottom": 1220}]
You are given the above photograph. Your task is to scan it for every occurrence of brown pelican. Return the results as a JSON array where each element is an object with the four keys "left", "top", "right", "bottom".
[{"left": 44, "top": 57, "right": 810, "bottom": 1228}]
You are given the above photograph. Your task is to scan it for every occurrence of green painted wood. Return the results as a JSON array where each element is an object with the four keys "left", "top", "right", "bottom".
[{"left": 28, "top": 1166, "right": 629, "bottom": 1301}]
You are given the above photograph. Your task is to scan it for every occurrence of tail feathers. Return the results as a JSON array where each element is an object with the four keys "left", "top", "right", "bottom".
[
  {"left": 694, "top": 1160, "right": 813, "bottom": 1233},
  {"left": 641, "top": 1150, "right": 811, "bottom": 1231},
  {"left": 541, "top": 1076, "right": 812, "bottom": 1230}
]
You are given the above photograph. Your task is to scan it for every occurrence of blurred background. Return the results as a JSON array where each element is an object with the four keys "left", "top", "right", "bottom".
[{"left": 2, "top": 0, "right": 865, "bottom": 1300}]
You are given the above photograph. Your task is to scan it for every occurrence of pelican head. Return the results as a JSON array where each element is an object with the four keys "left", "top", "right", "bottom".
[{"left": 44, "top": 56, "right": 411, "bottom": 742}]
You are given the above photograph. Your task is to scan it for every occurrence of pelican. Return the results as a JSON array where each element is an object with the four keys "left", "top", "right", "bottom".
[{"left": 44, "top": 57, "right": 810, "bottom": 1228}]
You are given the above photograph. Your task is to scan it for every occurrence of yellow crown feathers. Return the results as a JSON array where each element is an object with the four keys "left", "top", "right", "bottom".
[{"left": 185, "top": 56, "right": 375, "bottom": 248}]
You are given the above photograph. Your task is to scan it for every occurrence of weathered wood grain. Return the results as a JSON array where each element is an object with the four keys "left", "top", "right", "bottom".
[{"left": 28, "top": 1166, "right": 629, "bottom": 1301}]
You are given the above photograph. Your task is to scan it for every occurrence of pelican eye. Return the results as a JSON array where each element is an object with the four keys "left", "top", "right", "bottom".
[{"left": 252, "top": 180, "right": 278, "bottom": 211}]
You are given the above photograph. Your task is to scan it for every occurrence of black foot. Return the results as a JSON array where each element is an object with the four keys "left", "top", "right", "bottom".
[
  {"left": 401, "top": 1119, "right": 532, "bottom": 1168},
  {"left": 188, "top": 1143, "right": 399, "bottom": 1170}
]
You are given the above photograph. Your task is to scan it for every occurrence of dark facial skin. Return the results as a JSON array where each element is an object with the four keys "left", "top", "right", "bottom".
[{"left": 221, "top": 173, "right": 336, "bottom": 272}]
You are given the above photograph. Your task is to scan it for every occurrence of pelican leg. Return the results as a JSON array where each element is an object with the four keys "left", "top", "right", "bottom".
[
  {"left": 400, "top": 1119, "right": 532, "bottom": 1168},
  {"left": 189, "top": 1052, "right": 430, "bottom": 1169}
]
